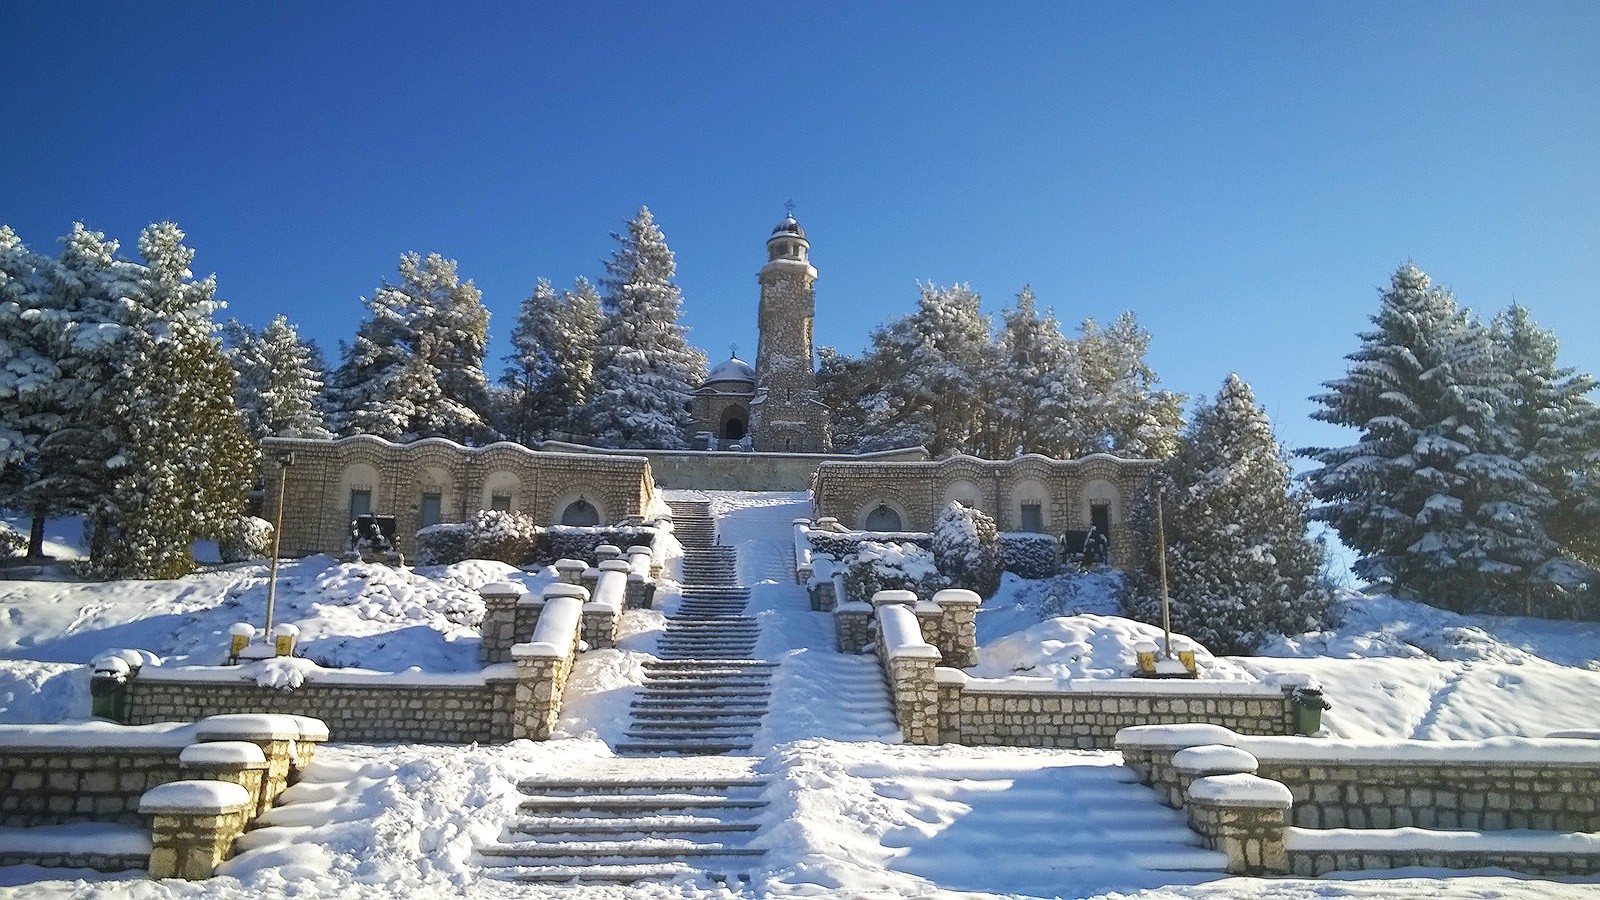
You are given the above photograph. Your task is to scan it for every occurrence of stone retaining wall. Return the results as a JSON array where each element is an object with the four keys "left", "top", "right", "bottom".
[
  {"left": 541, "top": 441, "right": 929, "bottom": 491},
  {"left": 124, "top": 676, "right": 520, "bottom": 744},
  {"left": 1, "top": 749, "right": 190, "bottom": 827}
]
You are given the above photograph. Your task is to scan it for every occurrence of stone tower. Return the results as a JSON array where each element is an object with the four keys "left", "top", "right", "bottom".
[{"left": 750, "top": 211, "right": 831, "bottom": 452}]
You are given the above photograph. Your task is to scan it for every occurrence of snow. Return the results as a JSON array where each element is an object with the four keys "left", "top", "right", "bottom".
[
  {"left": 1287, "top": 826, "right": 1600, "bottom": 854},
  {"left": 1187, "top": 773, "right": 1294, "bottom": 808},
  {"left": 180, "top": 741, "right": 266, "bottom": 766},
  {"left": 1173, "top": 745, "right": 1259, "bottom": 775},
  {"left": 0, "top": 719, "right": 196, "bottom": 750},
  {"left": 7, "top": 496, "right": 1600, "bottom": 897},
  {"left": 0, "top": 823, "right": 150, "bottom": 857},
  {"left": 139, "top": 779, "right": 253, "bottom": 813}
]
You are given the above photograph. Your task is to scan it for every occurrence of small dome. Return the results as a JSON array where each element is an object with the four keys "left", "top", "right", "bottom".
[
  {"left": 706, "top": 356, "right": 756, "bottom": 384},
  {"left": 771, "top": 214, "right": 805, "bottom": 239}
]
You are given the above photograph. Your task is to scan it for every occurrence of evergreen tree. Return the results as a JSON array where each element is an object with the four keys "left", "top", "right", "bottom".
[
  {"left": 1124, "top": 374, "right": 1332, "bottom": 653},
  {"left": 1069, "top": 312, "right": 1184, "bottom": 459},
  {"left": 847, "top": 283, "right": 996, "bottom": 456},
  {"left": 1305, "top": 264, "right": 1553, "bottom": 610},
  {"left": 931, "top": 501, "right": 1004, "bottom": 597},
  {"left": 328, "top": 252, "right": 492, "bottom": 442},
  {"left": 500, "top": 276, "right": 599, "bottom": 443},
  {"left": 225, "top": 315, "right": 329, "bottom": 442},
  {"left": 991, "top": 286, "right": 1079, "bottom": 458},
  {"left": 86, "top": 223, "right": 254, "bottom": 579},
  {"left": 0, "top": 227, "right": 59, "bottom": 556},
  {"left": 582, "top": 208, "right": 705, "bottom": 448},
  {"left": 1491, "top": 304, "right": 1600, "bottom": 608},
  {"left": 815, "top": 345, "right": 879, "bottom": 453}
]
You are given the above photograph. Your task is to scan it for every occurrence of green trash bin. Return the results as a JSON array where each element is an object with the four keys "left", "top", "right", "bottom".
[
  {"left": 89, "top": 657, "right": 130, "bottom": 721},
  {"left": 1291, "top": 686, "right": 1330, "bottom": 735}
]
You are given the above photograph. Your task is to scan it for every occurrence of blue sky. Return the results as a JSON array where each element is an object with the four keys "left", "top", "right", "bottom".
[{"left": 3, "top": 2, "right": 1597, "bottom": 459}]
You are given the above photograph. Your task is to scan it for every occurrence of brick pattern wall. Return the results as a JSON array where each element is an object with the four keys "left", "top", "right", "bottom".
[
  {"left": 1256, "top": 760, "right": 1600, "bottom": 832},
  {"left": 261, "top": 436, "right": 654, "bottom": 558},
  {"left": 812, "top": 454, "right": 1158, "bottom": 568},
  {"left": 944, "top": 689, "right": 1295, "bottom": 750},
  {"left": 0, "top": 849, "right": 147, "bottom": 871},
  {"left": 0, "top": 750, "right": 187, "bottom": 826},
  {"left": 125, "top": 678, "right": 518, "bottom": 743}
]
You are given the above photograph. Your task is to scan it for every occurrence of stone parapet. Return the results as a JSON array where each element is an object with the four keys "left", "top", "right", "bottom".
[
  {"left": 1185, "top": 774, "right": 1292, "bottom": 876},
  {"left": 178, "top": 741, "right": 269, "bottom": 821},
  {"left": 834, "top": 602, "right": 873, "bottom": 653},
  {"left": 509, "top": 592, "right": 585, "bottom": 740},
  {"left": 0, "top": 747, "right": 191, "bottom": 827},
  {"left": 1286, "top": 832, "right": 1600, "bottom": 877},
  {"left": 141, "top": 780, "right": 254, "bottom": 880},
  {"left": 876, "top": 602, "right": 942, "bottom": 745}
]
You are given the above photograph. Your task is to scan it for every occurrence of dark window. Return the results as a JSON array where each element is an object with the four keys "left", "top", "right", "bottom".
[
  {"left": 863, "top": 504, "right": 902, "bottom": 532},
  {"left": 723, "top": 417, "right": 746, "bottom": 440},
  {"left": 420, "top": 493, "right": 442, "bottom": 528},
  {"left": 561, "top": 499, "right": 600, "bottom": 527},
  {"left": 1020, "top": 502, "right": 1044, "bottom": 533},
  {"left": 349, "top": 489, "right": 372, "bottom": 521},
  {"left": 490, "top": 493, "right": 512, "bottom": 512},
  {"left": 1090, "top": 502, "right": 1111, "bottom": 537}
]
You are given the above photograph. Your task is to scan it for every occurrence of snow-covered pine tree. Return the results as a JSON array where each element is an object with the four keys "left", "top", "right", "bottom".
[
  {"left": 1305, "top": 264, "right": 1554, "bottom": 611},
  {"left": 0, "top": 227, "right": 60, "bottom": 556},
  {"left": 815, "top": 345, "right": 879, "bottom": 453},
  {"left": 1491, "top": 303, "right": 1600, "bottom": 610},
  {"left": 1068, "top": 312, "right": 1184, "bottom": 459},
  {"left": 845, "top": 283, "right": 996, "bottom": 456},
  {"left": 991, "top": 285, "right": 1079, "bottom": 458},
  {"left": 582, "top": 208, "right": 706, "bottom": 449},
  {"left": 328, "top": 252, "right": 492, "bottom": 443},
  {"left": 1124, "top": 374, "right": 1332, "bottom": 653},
  {"left": 86, "top": 222, "right": 255, "bottom": 579},
  {"left": 500, "top": 276, "right": 600, "bottom": 443},
  {"left": 225, "top": 315, "right": 328, "bottom": 441}
]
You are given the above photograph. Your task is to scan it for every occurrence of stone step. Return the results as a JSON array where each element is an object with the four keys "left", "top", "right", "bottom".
[
  {"left": 640, "top": 680, "right": 771, "bottom": 691},
  {"left": 487, "top": 862, "right": 753, "bottom": 885},
  {"left": 480, "top": 841, "right": 764, "bottom": 861},
  {"left": 519, "top": 795, "right": 766, "bottom": 813},
  {"left": 630, "top": 712, "right": 766, "bottom": 725},
  {"left": 627, "top": 721, "right": 762, "bottom": 733},
  {"left": 632, "top": 697, "right": 769, "bottom": 709},
  {"left": 643, "top": 660, "right": 773, "bottom": 668},
  {"left": 517, "top": 777, "right": 767, "bottom": 794},
  {"left": 615, "top": 741, "right": 755, "bottom": 755},
  {"left": 505, "top": 818, "right": 759, "bottom": 837}
]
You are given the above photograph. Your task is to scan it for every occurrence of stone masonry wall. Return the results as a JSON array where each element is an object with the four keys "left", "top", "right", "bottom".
[
  {"left": 935, "top": 677, "right": 1294, "bottom": 749},
  {"left": 812, "top": 453, "right": 1157, "bottom": 568},
  {"left": 125, "top": 678, "right": 518, "bottom": 744},
  {"left": 0, "top": 749, "right": 188, "bottom": 827},
  {"left": 261, "top": 435, "right": 655, "bottom": 558}
]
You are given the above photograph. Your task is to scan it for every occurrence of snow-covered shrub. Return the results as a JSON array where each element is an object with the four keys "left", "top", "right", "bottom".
[
  {"left": 842, "top": 541, "right": 942, "bottom": 601},
  {"left": 932, "top": 502, "right": 1004, "bottom": 597},
  {"left": 1000, "top": 532, "right": 1059, "bottom": 579},
  {"left": 531, "top": 525, "right": 656, "bottom": 566},
  {"left": 218, "top": 516, "right": 274, "bottom": 563},
  {"left": 809, "top": 531, "right": 930, "bottom": 561},
  {"left": 415, "top": 522, "right": 471, "bottom": 566},
  {"left": 463, "top": 509, "right": 540, "bottom": 565}
]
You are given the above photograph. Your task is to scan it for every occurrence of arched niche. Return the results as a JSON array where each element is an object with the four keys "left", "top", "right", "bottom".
[
  {"left": 338, "top": 462, "right": 382, "bottom": 521},
  {"left": 858, "top": 500, "right": 907, "bottom": 533},
  {"left": 941, "top": 479, "right": 984, "bottom": 511},
  {"left": 554, "top": 491, "right": 605, "bottom": 527},
  {"left": 1079, "top": 478, "right": 1123, "bottom": 527},
  {"left": 480, "top": 471, "right": 521, "bottom": 512},
  {"left": 1012, "top": 476, "right": 1051, "bottom": 533}
]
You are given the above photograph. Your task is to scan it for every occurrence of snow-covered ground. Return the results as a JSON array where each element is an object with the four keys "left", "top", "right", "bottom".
[{"left": 4, "top": 493, "right": 1600, "bottom": 898}]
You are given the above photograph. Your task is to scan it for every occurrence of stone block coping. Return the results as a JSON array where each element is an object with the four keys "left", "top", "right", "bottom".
[
  {"left": 0, "top": 721, "right": 196, "bottom": 751},
  {"left": 1233, "top": 734, "right": 1600, "bottom": 766},
  {"left": 193, "top": 714, "right": 302, "bottom": 742},
  {"left": 880, "top": 604, "right": 940, "bottom": 660},
  {"left": 1188, "top": 773, "right": 1294, "bottom": 809},
  {"left": 1174, "top": 745, "right": 1259, "bottom": 776},
  {"left": 598, "top": 560, "right": 631, "bottom": 573},
  {"left": 958, "top": 677, "right": 1284, "bottom": 697},
  {"left": 138, "top": 662, "right": 510, "bottom": 688},
  {"left": 479, "top": 582, "right": 527, "bottom": 598},
  {"left": 872, "top": 590, "right": 918, "bottom": 607},
  {"left": 178, "top": 742, "right": 266, "bottom": 767},
  {"left": 288, "top": 716, "right": 330, "bottom": 742},
  {"left": 0, "top": 822, "right": 151, "bottom": 858},
  {"left": 1116, "top": 724, "right": 1241, "bottom": 752},
  {"left": 139, "top": 780, "right": 253, "bottom": 814},
  {"left": 1285, "top": 826, "right": 1600, "bottom": 854},
  {"left": 932, "top": 589, "right": 981, "bottom": 607},
  {"left": 542, "top": 584, "right": 590, "bottom": 601}
]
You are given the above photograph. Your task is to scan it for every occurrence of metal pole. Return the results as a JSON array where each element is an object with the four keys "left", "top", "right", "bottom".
[
  {"left": 1155, "top": 485, "right": 1173, "bottom": 658},
  {"left": 265, "top": 452, "right": 292, "bottom": 637}
]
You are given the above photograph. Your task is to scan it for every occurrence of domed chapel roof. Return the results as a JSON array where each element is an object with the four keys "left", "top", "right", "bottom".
[{"left": 705, "top": 355, "right": 756, "bottom": 385}]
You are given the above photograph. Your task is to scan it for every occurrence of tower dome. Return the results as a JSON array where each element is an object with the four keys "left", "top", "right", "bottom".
[
  {"left": 766, "top": 209, "right": 810, "bottom": 265},
  {"left": 771, "top": 213, "right": 805, "bottom": 238}
]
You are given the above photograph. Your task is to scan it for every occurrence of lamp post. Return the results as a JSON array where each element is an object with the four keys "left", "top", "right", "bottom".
[
  {"left": 264, "top": 450, "right": 294, "bottom": 637},
  {"left": 1155, "top": 484, "right": 1173, "bottom": 658}
]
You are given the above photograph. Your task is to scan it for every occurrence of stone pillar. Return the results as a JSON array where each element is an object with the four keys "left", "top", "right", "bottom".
[
  {"left": 834, "top": 602, "right": 873, "bottom": 653},
  {"left": 930, "top": 589, "right": 980, "bottom": 667},
  {"left": 934, "top": 666, "right": 968, "bottom": 744},
  {"left": 478, "top": 581, "right": 528, "bottom": 664},
  {"left": 1185, "top": 774, "right": 1292, "bottom": 876},
  {"left": 192, "top": 715, "right": 301, "bottom": 817},
  {"left": 1171, "top": 745, "right": 1259, "bottom": 809},
  {"left": 585, "top": 561, "right": 629, "bottom": 649},
  {"left": 625, "top": 573, "right": 655, "bottom": 610},
  {"left": 871, "top": 589, "right": 918, "bottom": 609},
  {"left": 286, "top": 716, "right": 328, "bottom": 777},
  {"left": 509, "top": 592, "right": 584, "bottom": 741},
  {"left": 141, "top": 780, "right": 254, "bottom": 880},
  {"left": 554, "top": 558, "right": 588, "bottom": 586},
  {"left": 1114, "top": 723, "right": 1240, "bottom": 788},
  {"left": 178, "top": 742, "right": 269, "bottom": 819},
  {"left": 877, "top": 601, "right": 941, "bottom": 745},
  {"left": 594, "top": 544, "right": 622, "bottom": 564}
]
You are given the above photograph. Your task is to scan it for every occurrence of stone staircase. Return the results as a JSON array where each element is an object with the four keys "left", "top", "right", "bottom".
[
  {"left": 616, "top": 498, "right": 771, "bottom": 756},
  {"left": 478, "top": 758, "right": 769, "bottom": 885}
]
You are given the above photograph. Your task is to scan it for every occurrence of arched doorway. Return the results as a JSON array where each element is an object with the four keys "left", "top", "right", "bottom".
[
  {"left": 862, "top": 504, "right": 903, "bottom": 532},
  {"left": 560, "top": 498, "right": 600, "bottom": 527},
  {"left": 722, "top": 416, "right": 746, "bottom": 441}
]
